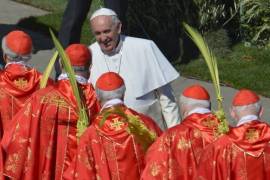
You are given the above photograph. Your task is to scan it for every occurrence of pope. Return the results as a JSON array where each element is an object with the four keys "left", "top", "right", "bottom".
[{"left": 88, "top": 8, "right": 180, "bottom": 130}]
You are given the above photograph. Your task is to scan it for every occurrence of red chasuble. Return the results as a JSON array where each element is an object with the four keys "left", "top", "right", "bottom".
[
  {"left": 196, "top": 120, "right": 270, "bottom": 180},
  {"left": 141, "top": 113, "right": 220, "bottom": 180},
  {"left": 2, "top": 79, "right": 100, "bottom": 180},
  {"left": 0, "top": 64, "right": 52, "bottom": 138},
  {"left": 63, "top": 105, "right": 162, "bottom": 180}
]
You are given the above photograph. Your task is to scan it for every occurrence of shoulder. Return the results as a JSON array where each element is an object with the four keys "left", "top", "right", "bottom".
[
  {"left": 123, "top": 35, "right": 155, "bottom": 47},
  {"left": 89, "top": 42, "right": 100, "bottom": 51},
  {"left": 30, "top": 86, "right": 57, "bottom": 100},
  {"left": 124, "top": 35, "right": 153, "bottom": 44}
]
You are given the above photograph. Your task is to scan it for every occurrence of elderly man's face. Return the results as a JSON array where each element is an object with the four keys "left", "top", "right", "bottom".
[{"left": 91, "top": 16, "right": 121, "bottom": 54}]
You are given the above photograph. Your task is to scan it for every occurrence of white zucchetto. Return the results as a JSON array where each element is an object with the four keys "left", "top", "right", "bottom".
[{"left": 90, "top": 8, "right": 117, "bottom": 20}]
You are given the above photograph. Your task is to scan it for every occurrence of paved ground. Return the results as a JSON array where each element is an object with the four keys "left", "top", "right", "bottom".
[{"left": 1, "top": 0, "right": 270, "bottom": 125}]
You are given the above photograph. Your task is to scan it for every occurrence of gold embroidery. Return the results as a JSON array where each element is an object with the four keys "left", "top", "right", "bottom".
[
  {"left": 24, "top": 103, "right": 31, "bottom": 116},
  {"left": 193, "top": 129, "right": 202, "bottom": 138},
  {"left": 245, "top": 128, "right": 260, "bottom": 142},
  {"left": 110, "top": 118, "right": 124, "bottom": 131},
  {"left": 78, "top": 153, "right": 92, "bottom": 170},
  {"left": 201, "top": 118, "right": 217, "bottom": 128},
  {"left": 158, "top": 133, "right": 175, "bottom": 152},
  {"left": 14, "top": 77, "right": 28, "bottom": 89},
  {"left": 96, "top": 175, "right": 101, "bottom": 180},
  {"left": 24, "top": 147, "right": 32, "bottom": 173},
  {"left": 177, "top": 137, "right": 191, "bottom": 150},
  {"left": 150, "top": 162, "right": 160, "bottom": 177},
  {"left": 41, "top": 94, "right": 69, "bottom": 108},
  {"left": 6, "top": 153, "right": 20, "bottom": 173}
]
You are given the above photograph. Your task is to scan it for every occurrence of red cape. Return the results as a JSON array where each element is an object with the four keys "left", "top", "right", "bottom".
[
  {"left": 2, "top": 80, "right": 100, "bottom": 180},
  {"left": 141, "top": 113, "right": 220, "bottom": 180},
  {"left": 64, "top": 105, "right": 162, "bottom": 180},
  {"left": 0, "top": 64, "right": 53, "bottom": 138},
  {"left": 197, "top": 120, "right": 270, "bottom": 180}
]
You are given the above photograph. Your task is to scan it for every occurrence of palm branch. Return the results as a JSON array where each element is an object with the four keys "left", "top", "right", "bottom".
[
  {"left": 49, "top": 29, "right": 89, "bottom": 138},
  {"left": 183, "top": 23, "right": 229, "bottom": 134}
]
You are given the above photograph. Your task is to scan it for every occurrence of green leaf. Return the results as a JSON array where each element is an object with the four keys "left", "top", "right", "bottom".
[
  {"left": 183, "top": 23, "right": 229, "bottom": 134},
  {"left": 49, "top": 28, "right": 89, "bottom": 138},
  {"left": 40, "top": 51, "right": 58, "bottom": 88}
]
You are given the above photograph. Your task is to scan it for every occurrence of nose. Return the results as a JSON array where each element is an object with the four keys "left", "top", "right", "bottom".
[{"left": 100, "top": 34, "right": 107, "bottom": 43}]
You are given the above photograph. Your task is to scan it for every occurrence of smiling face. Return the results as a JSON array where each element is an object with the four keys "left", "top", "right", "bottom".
[{"left": 90, "top": 16, "right": 122, "bottom": 54}]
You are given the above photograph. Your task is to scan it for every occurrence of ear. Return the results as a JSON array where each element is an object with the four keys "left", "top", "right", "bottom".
[
  {"left": 259, "top": 107, "right": 264, "bottom": 118},
  {"left": 117, "top": 22, "right": 122, "bottom": 34},
  {"left": 3, "top": 54, "right": 8, "bottom": 63},
  {"left": 230, "top": 107, "right": 236, "bottom": 119}
]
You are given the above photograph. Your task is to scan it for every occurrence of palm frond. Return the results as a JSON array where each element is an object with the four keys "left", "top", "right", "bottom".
[
  {"left": 183, "top": 23, "right": 229, "bottom": 134},
  {"left": 99, "top": 107, "right": 157, "bottom": 151},
  {"left": 49, "top": 29, "right": 89, "bottom": 138},
  {"left": 40, "top": 51, "right": 58, "bottom": 88}
]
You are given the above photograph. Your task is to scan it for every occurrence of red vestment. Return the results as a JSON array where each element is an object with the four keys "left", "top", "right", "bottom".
[
  {"left": 0, "top": 64, "right": 52, "bottom": 138},
  {"left": 63, "top": 105, "right": 162, "bottom": 180},
  {"left": 2, "top": 79, "right": 100, "bottom": 180},
  {"left": 196, "top": 120, "right": 270, "bottom": 180},
  {"left": 141, "top": 113, "right": 220, "bottom": 180}
]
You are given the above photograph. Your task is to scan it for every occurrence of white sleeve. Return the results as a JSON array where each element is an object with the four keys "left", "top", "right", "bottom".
[{"left": 157, "top": 84, "right": 181, "bottom": 128}]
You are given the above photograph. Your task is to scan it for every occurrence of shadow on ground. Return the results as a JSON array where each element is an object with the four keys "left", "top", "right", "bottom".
[{"left": 0, "top": 23, "right": 54, "bottom": 67}]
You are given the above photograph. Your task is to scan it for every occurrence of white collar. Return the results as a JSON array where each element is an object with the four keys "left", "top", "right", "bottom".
[
  {"left": 58, "top": 73, "right": 88, "bottom": 84},
  {"left": 5, "top": 61, "right": 28, "bottom": 68},
  {"left": 187, "top": 107, "right": 211, "bottom": 117},
  {"left": 101, "top": 98, "right": 124, "bottom": 110},
  {"left": 237, "top": 115, "right": 259, "bottom": 127}
]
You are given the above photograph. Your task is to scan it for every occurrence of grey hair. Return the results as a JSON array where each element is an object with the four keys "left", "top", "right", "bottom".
[
  {"left": 232, "top": 102, "right": 262, "bottom": 116},
  {"left": 96, "top": 85, "right": 126, "bottom": 104},
  {"left": 179, "top": 95, "right": 210, "bottom": 108},
  {"left": 111, "top": 15, "right": 121, "bottom": 26},
  {"left": 2, "top": 36, "right": 32, "bottom": 62}
]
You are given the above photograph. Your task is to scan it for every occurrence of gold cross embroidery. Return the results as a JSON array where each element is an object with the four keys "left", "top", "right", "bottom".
[
  {"left": 201, "top": 118, "right": 216, "bottom": 128},
  {"left": 177, "top": 137, "right": 191, "bottom": 150},
  {"left": 14, "top": 78, "right": 28, "bottom": 89},
  {"left": 110, "top": 119, "right": 124, "bottom": 131},
  {"left": 41, "top": 94, "right": 69, "bottom": 108},
  {"left": 245, "top": 128, "right": 260, "bottom": 142}
]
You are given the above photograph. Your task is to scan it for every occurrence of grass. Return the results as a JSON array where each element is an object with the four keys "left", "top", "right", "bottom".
[
  {"left": 14, "top": 0, "right": 270, "bottom": 97},
  {"left": 13, "top": 0, "right": 68, "bottom": 12},
  {"left": 178, "top": 44, "right": 270, "bottom": 97},
  {"left": 15, "top": 0, "right": 103, "bottom": 45}
]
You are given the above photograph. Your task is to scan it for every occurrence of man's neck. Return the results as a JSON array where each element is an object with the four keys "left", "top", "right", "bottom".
[
  {"left": 5, "top": 61, "right": 27, "bottom": 68},
  {"left": 237, "top": 114, "right": 259, "bottom": 126},
  {"left": 101, "top": 98, "right": 124, "bottom": 110},
  {"left": 183, "top": 107, "right": 211, "bottom": 119}
]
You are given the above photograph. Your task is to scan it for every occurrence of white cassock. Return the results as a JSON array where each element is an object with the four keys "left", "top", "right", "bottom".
[{"left": 89, "top": 35, "right": 180, "bottom": 130}]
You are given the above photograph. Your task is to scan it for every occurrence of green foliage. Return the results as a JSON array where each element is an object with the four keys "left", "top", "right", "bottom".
[
  {"left": 194, "top": 0, "right": 227, "bottom": 32},
  {"left": 40, "top": 51, "right": 58, "bottom": 88},
  {"left": 184, "top": 23, "right": 229, "bottom": 134},
  {"left": 178, "top": 42, "right": 270, "bottom": 97},
  {"left": 240, "top": 0, "right": 270, "bottom": 46},
  {"left": 99, "top": 107, "right": 157, "bottom": 151},
  {"left": 49, "top": 29, "right": 89, "bottom": 137},
  {"left": 204, "top": 29, "right": 232, "bottom": 58},
  {"left": 13, "top": 0, "right": 68, "bottom": 12}
]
